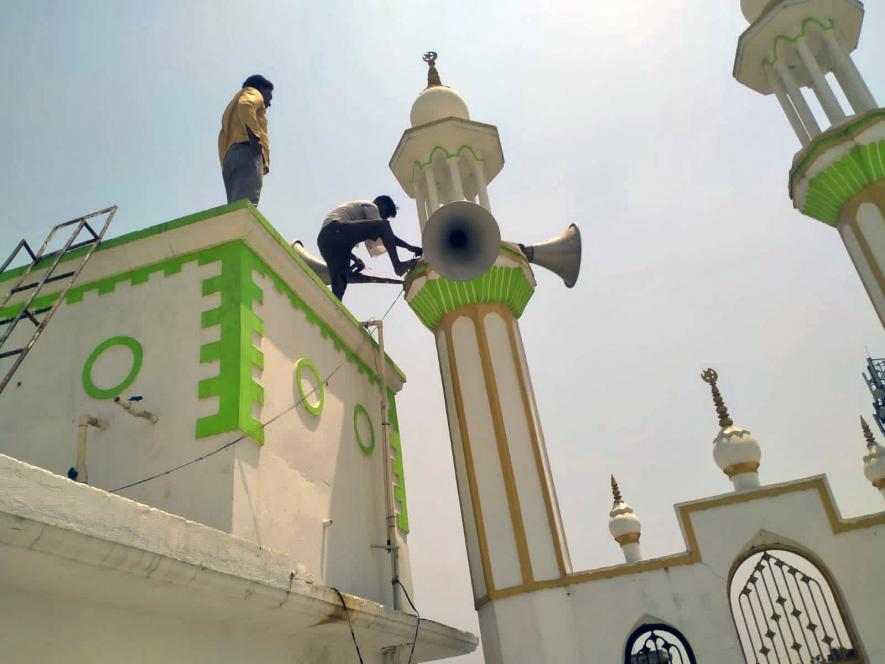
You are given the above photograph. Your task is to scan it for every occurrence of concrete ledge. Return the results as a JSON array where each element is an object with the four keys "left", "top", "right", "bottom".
[{"left": 0, "top": 454, "right": 477, "bottom": 661}]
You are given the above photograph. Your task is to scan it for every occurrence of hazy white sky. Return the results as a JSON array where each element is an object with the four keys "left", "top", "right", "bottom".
[{"left": 1, "top": 2, "right": 883, "bottom": 661}]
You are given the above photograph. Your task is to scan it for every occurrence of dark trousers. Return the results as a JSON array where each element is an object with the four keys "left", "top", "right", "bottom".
[
  {"left": 222, "top": 142, "right": 263, "bottom": 205},
  {"left": 317, "top": 220, "right": 391, "bottom": 300}
]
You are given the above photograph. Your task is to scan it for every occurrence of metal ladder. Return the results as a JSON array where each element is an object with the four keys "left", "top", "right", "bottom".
[{"left": 0, "top": 206, "right": 117, "bottom": 395}]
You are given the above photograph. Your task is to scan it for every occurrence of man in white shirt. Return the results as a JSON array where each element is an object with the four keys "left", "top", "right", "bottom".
[{"left": 317, "top": 195, "right": 422, "bottom": 301}]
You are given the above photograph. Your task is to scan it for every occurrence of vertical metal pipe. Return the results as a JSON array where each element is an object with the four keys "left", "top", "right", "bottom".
[{"left": 76, "top": 416, "right": 90, "bottom": 483}]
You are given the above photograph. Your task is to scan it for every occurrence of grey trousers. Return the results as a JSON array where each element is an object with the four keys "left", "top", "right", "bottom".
[{"left": 222, "top": 142, "right": 263, "bottom": 205}]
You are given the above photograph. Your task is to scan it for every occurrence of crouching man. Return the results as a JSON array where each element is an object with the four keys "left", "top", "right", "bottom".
[{"left": 317, "top": 196, "right": 421, "bottom": 301}]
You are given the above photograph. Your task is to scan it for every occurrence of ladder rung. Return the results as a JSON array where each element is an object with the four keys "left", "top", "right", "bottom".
[
  {"left": 0, "top": 348, "right": 24, "bottom": 360},
  {"left": 0, "top": 306, "right": 51, "bottom": 327},
  {"left": 11, "top": 271, "right": 76, "bottom": 293}
]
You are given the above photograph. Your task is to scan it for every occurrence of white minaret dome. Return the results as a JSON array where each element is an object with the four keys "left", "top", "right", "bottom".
[
  {"left": 740, "top": 0, "right": 768, "bottom": 23},
  {"left": 410, "top": 52, "right": 470, "bottom": 128},
  {"left": 702, "top": 369, "right": 762, "bottom": 491},
  {"left": 861, "top": 417, "right": 885, "bottom": 500},
  {"left": 608, "top": 476, "right": 642, "bottom": 563}
]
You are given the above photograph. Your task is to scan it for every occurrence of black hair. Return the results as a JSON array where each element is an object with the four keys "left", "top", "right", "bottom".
[
  {"left": 242, "top": 75, "right": 274, "bottom": 91},
  {"left": 374, "top": 195, "right": 397, "bottom": 218}
]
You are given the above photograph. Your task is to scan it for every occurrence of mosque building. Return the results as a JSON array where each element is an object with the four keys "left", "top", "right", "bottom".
[{"left": 1, "top": 0, "right": 883, "bottom": 662}]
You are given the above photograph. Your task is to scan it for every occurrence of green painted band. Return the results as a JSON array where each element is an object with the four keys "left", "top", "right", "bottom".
[
  {"left": 295, "top": 357, "right": 324, "bottom": 416},
  {"left": 82, "top": 336, "right": 143, "bottom": 399},
  {"left": 407, "top": 265, "right": 535, "bottom": 330},
  {"left": 409, "top": 144, "right": 483, "bottom": 183},
  {"left": 761, "top": 17, "right": 834, "bottom": 71},
  {"left": 798, "top": 139, "right": 885, "bottom": 226},
  {"left": 353, "top": 403, "right": 375, "bottom": 456}
]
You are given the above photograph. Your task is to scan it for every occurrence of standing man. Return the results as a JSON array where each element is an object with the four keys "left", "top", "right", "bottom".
[
  {"left": 218, "top": 75, "right": 273, "bottom": 205},
  {"left": 317, "top": 196, "right": 422, "bottom": 301}
]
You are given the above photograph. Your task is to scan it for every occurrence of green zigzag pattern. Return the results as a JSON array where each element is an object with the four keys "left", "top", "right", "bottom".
[
  {"left": 197, "top": 242, "right": 265, "bottom": 443},
  {"left": 801, "top": 140, "right": 885, "bottom": 226},
  {"left": 407, "top": 266, "right": 535, "bottom": 330}
]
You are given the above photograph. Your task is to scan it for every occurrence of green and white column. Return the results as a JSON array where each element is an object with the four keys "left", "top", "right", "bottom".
[
  {"left": 389, "top": 56, "right": 572, "bottom": 619},
  {"left": 734, "top": 0, "right": 884, "bottom": 325}
]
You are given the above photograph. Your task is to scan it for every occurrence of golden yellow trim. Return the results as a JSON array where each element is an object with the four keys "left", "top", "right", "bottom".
[
  {"left": 502, "top": 308, "right": 568, "bottom": 577},
  {"left": 724, "top": 461, "right": 760, "bottom": 478},
  {"left": 615, "top": 532, "right": 641, "bottom": 545},
  {"left": 473, "top": 476, "right": 885, "bottom": 610},
  {"left": 840, "top": 180, "right": 885, "bottom": 299},
  {"left": 873, "top": 478, "right": 885, "bottom": 489},
  {"left": 441, "top": 313, "right": 497, "bottom": 598},
  {"left": 470, "top": 304, "right": 535, "bottom": 586}
]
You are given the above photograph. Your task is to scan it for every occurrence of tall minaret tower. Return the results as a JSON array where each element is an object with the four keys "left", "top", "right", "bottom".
[
  {"left": 389, "top": 54, "right": 573, "bottom": 654},
  {"left": 734, "top": 0, "right": 884, "bottom": 325}
]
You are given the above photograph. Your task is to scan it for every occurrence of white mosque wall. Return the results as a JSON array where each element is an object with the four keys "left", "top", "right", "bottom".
[
  {"left": 0, "top": 203, "right": 414, "bottom": 606},
  {"left": 476, "top": 477, "right": 884, "bottom": 663}
]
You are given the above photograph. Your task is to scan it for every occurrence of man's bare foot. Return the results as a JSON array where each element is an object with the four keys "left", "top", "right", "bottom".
[{"left": 394, "top": 259, "right": 417, "bottom": 276}]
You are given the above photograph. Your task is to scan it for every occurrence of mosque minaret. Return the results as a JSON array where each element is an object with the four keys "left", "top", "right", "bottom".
[{"left": 734, "top": 0, "right": 884, "bottom": 325}]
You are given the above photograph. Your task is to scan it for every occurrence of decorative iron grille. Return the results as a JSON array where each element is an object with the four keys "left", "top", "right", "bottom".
[
  {"left": 624, "top": 624, "right": 697, "bottom": 664},
  {"left": 732, "top": 550, "right": 860, "bottom": 663}
]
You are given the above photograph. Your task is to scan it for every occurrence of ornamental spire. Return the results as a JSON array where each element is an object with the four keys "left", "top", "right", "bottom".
[
  {"left": 610, "top": 474, "right": 623, "bottom": 506},
  {"left": 423, "top": 51, "right": 442, "bottom": 88},
  {"left": 861, "top": 416, "right": 878, "bottom": 449},
  {"left": 701, "top": 368, "right": 734, "bottom": 428}
]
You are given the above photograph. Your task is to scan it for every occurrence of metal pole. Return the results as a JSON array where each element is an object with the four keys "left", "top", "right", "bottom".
[{"left": 366, "top": 319, "right": 401, "bottom": 612}]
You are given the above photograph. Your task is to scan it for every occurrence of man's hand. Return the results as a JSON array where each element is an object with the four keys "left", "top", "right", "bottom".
[
  {"left": 411, "top": 246, "right": 423, "bottom": 257},
  {"left": 350, "top": 256, "right": 366, "bottom": 273}
]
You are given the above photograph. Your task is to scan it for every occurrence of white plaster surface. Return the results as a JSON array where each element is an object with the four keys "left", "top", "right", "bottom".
[
  {"left": 436, "top": 329, "right": 487, "bottom": 599},
  {"left": 451, "top": 315, "right": 522, "bottom": 590},
  {"left": 839, "top": 219, "right": 885, "bottom": 325},
  {"left": 0, "top": 454, "right": 478, "bottom": 663},
  {"left": 484, "top": 310, "right": 560, "bottom": 582},
  {"left": 477, "top": 477, "right": 884, "bottom": 663}
]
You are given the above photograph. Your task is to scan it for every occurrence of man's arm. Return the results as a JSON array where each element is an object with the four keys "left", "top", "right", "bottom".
[
  {"left": 236, "top": 89, "right": 270, "bottom": 173},
  {"left": 393, "top": 235, "right": 422, "bottom": 255}
]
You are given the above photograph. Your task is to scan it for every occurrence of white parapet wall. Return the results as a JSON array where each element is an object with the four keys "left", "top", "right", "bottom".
[
  {"left": 0, "top": 201, "right": 414, "bottom": 606},
  {"left": 473, "top": 476, "right": 884, "bottom": 663},
  {"left": 0, "top": 453, "right": 478, "bottom": 663}
]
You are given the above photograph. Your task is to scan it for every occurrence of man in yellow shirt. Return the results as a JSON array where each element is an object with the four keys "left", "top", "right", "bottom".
[{"left": 218, "top": 75, "right": 273, "bottom": 205}]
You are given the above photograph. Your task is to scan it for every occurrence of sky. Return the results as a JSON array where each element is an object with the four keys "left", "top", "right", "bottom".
[{"left": 1, "top": 1, "right": 883, "bottom": 662}]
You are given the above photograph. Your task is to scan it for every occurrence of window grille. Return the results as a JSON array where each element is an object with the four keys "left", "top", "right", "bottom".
[
  {"left": 730, "top": 548, "right": 861, "bottom": 663},
  {"left": 624, "top": 624, "right": 697, "bottom": 664}
]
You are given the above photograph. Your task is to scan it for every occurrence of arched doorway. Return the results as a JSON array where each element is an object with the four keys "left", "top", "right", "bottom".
[{"left": 624, "top": 623, "right": 697, "bottom": 664}]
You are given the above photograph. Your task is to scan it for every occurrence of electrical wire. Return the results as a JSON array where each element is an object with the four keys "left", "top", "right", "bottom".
[
  {"left": 331, "top": 587, "right": 364, "bottom": 664},
  {"left": 108, "top": 289, "right": 404, "bottom": 494},
  {"left": 396, "top": 579, "right": 421, "bottom": 664}
]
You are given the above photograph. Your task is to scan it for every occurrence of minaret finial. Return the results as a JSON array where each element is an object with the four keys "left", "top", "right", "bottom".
[
  {"left": 861, "top": 416, "right": 878, "bottom": 448},
  {"left": 701, "top": 368, "right": 734, "bottom": 428},
  {"left": 423, "top": 51, "right": 442, "bottom": 88},
  {"left": 610, "top": 475, "right": 623, "bottom": 505}
]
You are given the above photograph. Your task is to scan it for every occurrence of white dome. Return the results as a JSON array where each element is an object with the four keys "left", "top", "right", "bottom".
[
  {"left": 863, "top": 442, "right": 885, "bottom": 486},
  {"left": 741, "top": 0, "right": 769, "bottom": 22},
  {"left": 713, "top": 425, "right": 762, "bottom": 475},
  {"left": 410, "top": 86, "right": 470, "bottom": 128},
  {"left": 608, "top": 501, "right": 641, "bottom": 541}
]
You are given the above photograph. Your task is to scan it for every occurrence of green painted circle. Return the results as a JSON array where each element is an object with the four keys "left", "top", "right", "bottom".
[
  {"left": 353, "top": 403, "right": 375, "bottom": 456},
  {"left": 82, "top": 336, "right": 143, "bottom": 399},
  {"left": 295, "top": 357, "right": 324, "bottom": 416}
]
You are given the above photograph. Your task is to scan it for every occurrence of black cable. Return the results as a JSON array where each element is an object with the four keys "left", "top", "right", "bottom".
[
  {"left": 395, "top": 579, "right": 421, "bottom": 664},
  {"left": 109, "top": 289, "right": 404, "bottom": 494},
  {"left": 331, "top": 587, "right": 364, "bottom": 664}
]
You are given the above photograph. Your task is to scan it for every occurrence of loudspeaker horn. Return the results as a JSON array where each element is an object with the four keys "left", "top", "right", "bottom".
[
  {"left": 423, "top": 201, "right": 501, "bottom": 281},
  {"left": 518, "top": 224, "right": 582, "bottom": 288}
]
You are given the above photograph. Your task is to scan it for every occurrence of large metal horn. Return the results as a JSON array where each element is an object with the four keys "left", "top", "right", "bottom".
[
  {"left": 423, "top": 201, "right": 501, "bottom": 281},
  {"left": 291, "top": 241, "right": 403, "bottom": 286},
  {"left": 518, "top": 224, "right": 581, "bottom": 288}
]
